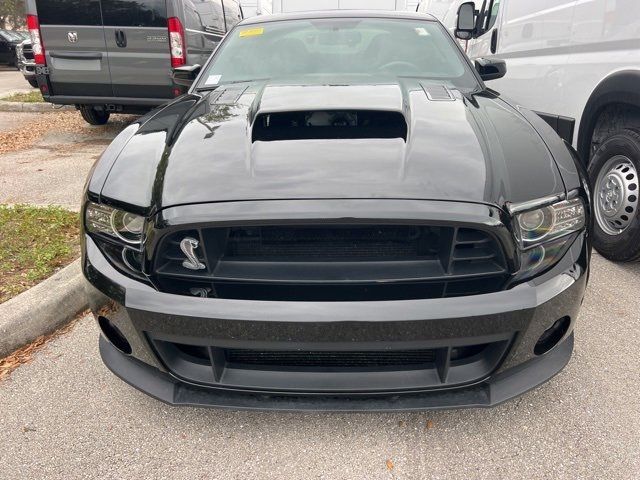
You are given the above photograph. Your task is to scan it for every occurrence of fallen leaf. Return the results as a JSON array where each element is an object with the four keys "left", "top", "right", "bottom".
[
  {"left": 386, "top": 459, "right": 394, "bottom": 471},
  {"left": 425, "top": 420, "right": 434, "bottom": 430}
]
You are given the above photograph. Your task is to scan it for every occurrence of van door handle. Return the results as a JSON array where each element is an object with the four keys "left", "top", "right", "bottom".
[
  {"left": 490, "top": 29, "right": 498, "bottom": 54},
  {"left": 115, "top": 30, "right": 127, "bottom": 48}
]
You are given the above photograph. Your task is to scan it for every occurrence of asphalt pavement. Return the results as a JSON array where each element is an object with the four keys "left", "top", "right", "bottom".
[
  {"left": 0, "top": 254, "right": 638, "bottom": 480},
  {"left": 0, "top": 66, "right": 32, "bottom": 96}
]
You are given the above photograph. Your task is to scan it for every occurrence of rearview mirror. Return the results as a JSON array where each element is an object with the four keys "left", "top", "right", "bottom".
[
  {"left": 172, "top": 64, "right": 201, "bottom": 87},
  {"left": 475, "top": 58, "right": 507, "bottom": 81},
  {"left": 455, "top": 2, "right": 476, "bottom": 40}
]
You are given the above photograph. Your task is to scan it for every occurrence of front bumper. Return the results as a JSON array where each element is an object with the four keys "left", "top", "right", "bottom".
[
  {"left": 84, "top": 225, "right": 589, "bottom": 411},
  {"left": 18, "top": 60, "right": 35, "bottom": 78}
]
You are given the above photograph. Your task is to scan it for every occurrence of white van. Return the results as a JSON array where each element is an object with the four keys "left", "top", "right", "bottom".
[
  {"left": 272, "top": 0, "right": 408, "bottom": 13},
  {"left": 417, "top": 0, "right": 469, "bottom": 23},
  {"left": 242, "top": 0, "right": 273, "bottom": 16},
  {"left": 455, "top": 0, "right": 640, "bottom": 262},
  {"left": 417, "top": 0, "right": 476, "bottom": 48}
]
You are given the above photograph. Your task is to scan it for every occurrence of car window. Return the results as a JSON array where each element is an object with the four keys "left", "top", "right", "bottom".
[
  {"left": 36, "top": 0, "right": 103, "bottom": 26},
  {"left": 189, "top": 0, "right": 226, "bottom": 36},
  {"left": 197, "top": 18, "right": 479, "bottom": 91},
  {"left": 484, "top": 0, "right": 501, "bottom": 31},
  {"left": 1, "top": 30, "right": 22, "bottom": 41},
  {"left": 101, "top": 0, "right": 168, "bottom": 28}
]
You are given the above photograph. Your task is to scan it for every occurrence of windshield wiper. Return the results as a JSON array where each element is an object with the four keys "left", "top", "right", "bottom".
[{"left": 195, "top": 85, "right": 222, "bottom": 93}]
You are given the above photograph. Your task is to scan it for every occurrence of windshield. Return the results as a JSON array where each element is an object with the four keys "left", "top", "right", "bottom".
[
  {"left": 0, "top": 30, "right": 23, "bottom": 42},
  {"left": 196, "top": 18, "right": 479, "bottom": 90}
]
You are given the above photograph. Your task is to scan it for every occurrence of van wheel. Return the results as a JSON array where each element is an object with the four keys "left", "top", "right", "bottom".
[
  {"left": 27, "top": 78, "right": 38, "bottom": 88},
  {"left": 588, "top": 129, "right": 640, "bottom": 262},
  {"left": 79, "top": 105, "right": 110, "bottom": 125}
]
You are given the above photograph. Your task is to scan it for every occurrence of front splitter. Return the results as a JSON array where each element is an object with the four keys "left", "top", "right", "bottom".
[{"left": 99, "top": 333, "right": 574, "bottom": 412}]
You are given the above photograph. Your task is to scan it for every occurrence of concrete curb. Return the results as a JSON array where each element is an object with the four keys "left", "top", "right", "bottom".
[
  {"left": 0, "top": 100, "right": 73, "bottom": 112},
  {"left": 0, "top": 258, "right": 88, "bottom": 358}
]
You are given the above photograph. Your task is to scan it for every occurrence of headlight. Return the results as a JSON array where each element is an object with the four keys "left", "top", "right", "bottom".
[
  {"left": 513, "top": 197, "right": 586, "bottom": 278},
  {"left": 85, "top": 202, "right": 145, "bottom": 245},
  {"left": 515, "top": 198, "right": 585, "bottom": 248}
]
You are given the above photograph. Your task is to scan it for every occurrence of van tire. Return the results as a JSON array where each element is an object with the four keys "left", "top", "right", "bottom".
[
  {"left": 588, "top": 129, "right": 640, "bottom": 262},
  {"left": 79, "top": 105, "right": 110, "bottom": 125}
]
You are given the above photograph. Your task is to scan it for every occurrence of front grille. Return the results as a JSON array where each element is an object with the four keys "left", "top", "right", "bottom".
[
  {"left": 22, "top": 44, "right": 34, "bottom": 60},
  {"left": 226, "top": 225, "right": 426, "bottom": 259},
  {"left": 153, "top": 224, "right": 508, "bottom": 301}
]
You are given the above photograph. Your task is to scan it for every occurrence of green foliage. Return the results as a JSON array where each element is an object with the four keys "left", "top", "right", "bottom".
[
  {"left": 2, "top": 91, "right": 44, "bottom": 103},
  {"left": 0, "top": 0, "right": 25, "bottom": 29},
  {"left": 0, "top": 204, "right": 80, "bottom": 303}
]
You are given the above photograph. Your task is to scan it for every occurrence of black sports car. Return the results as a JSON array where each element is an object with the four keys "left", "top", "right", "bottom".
[{"left": 82, "top": 11, "right": 591, "bottom": 411}]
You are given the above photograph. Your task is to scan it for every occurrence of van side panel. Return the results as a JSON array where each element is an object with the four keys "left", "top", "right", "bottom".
[
  {"left": 468, "top": 0, "right": 576, "bottom": 138},
  {"left": 35, "top": 0, "right": 113, "bottom": 97},
  {"left": 467, "top": 0, "right": 640, "bottom": 147},
  {"left": 563, "top": 0, "right": 640, "bottom": 147}
]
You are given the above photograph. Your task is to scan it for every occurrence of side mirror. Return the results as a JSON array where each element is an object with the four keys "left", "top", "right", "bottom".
[
  {"left": 455, "top": 2, "right": 476, "bottom": 40},
  {"left": 475, "top": 57, "right": 507, "bottom": 81},
  {"left": 171, "top": 64, "right": 201, "bottom": 87}
]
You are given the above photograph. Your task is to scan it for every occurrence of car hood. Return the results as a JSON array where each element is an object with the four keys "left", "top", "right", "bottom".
[{"left": 98, "top": 80, "right": 566, "bottom": 212}]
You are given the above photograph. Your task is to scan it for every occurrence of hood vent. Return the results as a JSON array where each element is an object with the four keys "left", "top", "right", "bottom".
[
  {"left": 421, "top": 84, "right": 455, "bottom": 102},
  {"left": 252, "top": 110, "right": 407, "bottom": 142}
]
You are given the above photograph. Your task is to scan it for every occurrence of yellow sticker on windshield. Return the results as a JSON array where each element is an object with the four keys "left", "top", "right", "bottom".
[{"left": 239, "top": 27, "right": 264, "bottom": 38}]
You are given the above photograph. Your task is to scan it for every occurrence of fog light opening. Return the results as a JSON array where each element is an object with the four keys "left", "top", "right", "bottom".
[
  {"left": 98, "top": 316, "right": 132, "bottom": 355},
  {"left": 534, "top": 316, "right": 571, "bottom": 356}
]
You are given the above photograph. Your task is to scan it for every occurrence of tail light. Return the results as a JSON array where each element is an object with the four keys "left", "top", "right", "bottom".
[
  {"left": 167, "top": 17, "right": 186, "bottom": 68},
  {"left": 26, "top": 14, "right": 46, "bottom": 65}
]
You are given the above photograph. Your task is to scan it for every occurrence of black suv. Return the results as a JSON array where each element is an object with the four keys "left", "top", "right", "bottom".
[{"left": 82, "top": 11, "right": 591, "bottom": 411}]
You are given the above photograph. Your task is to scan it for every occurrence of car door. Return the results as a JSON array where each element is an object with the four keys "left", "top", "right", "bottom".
[
  {"left": 101, "top": 0, "right": 173, "bottom": 100},
  {"left": 35, "top": 0, "right": 113, "bottom": 97}
]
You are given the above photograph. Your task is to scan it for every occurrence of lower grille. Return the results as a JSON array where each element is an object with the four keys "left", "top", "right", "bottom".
[
  {"left": 150, "top": 335, "right": 513, "bottom": 391},
  {"left": 22, "top": 45, "right": 34, "bottom": 60},
  {"left": 153, "top": 224, "right": 508, "bottom": 301},
  {"left": 225, "top": 348, "right": 436, "bottom": 368}
]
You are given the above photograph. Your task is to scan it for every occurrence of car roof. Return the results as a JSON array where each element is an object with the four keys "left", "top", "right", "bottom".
[{"left": 238, "top": 10, "right": 437, "bottom": 26}]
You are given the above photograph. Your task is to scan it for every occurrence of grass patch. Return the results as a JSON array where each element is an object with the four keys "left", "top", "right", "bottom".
[
  {"left": 2, "top": 91, "right": 44, "bottom": 103},
  {"left": 0, "top": 204, "right": 80, "bottom": 304}
]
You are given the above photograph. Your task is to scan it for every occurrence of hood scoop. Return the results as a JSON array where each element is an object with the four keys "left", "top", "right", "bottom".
[{"left": 252, "top": 109, "right": 408, "bottom": 142}]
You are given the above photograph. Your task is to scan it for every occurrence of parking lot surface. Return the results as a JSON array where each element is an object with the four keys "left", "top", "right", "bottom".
[
  {"left": 0, "top": 111, "right": 134, "bottom": 210},
  {"left": 0, "top": 254, "right": 638, "bottom": 480},
  {"left": 0, "top": 67, "right": 31, "bottom": 95}
]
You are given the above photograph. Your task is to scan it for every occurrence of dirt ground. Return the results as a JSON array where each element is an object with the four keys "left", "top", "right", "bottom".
[{"left": 0, "top": 111, "right": 136, "bottom": 211}]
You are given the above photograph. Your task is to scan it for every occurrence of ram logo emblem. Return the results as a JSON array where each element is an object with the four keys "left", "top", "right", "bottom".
[
  {"left": 180, "top": 237, "right": 206, "bottom": 271},
  {"left": 67, "top": 31, "right": 78, "bottom": 43}
]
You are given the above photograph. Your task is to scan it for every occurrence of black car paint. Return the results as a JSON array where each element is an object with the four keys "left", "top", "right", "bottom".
[
  {"left": 82, "top": 11, "right": 591, "bottom": 410},
  {"left": 91, "top": 81, "right": 569, "bottom": 215}
]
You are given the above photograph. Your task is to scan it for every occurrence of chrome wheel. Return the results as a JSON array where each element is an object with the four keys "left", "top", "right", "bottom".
[{"left": 594, "top": 156, "right": 639, "bottom": 235}]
